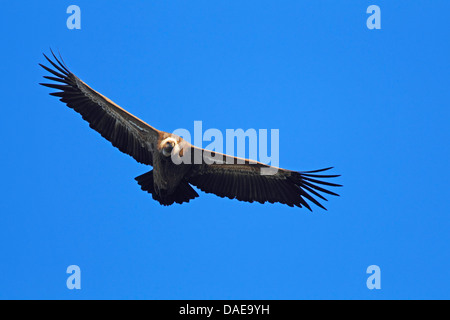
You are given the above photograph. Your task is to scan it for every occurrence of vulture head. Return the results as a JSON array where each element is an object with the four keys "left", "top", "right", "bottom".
[{"left": 160, "top": 137, "right": 179, "bottom": 157}]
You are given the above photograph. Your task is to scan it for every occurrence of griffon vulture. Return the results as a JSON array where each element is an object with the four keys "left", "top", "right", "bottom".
[{"left": 40, "top": 51, "right": 341, "bottom": 210}]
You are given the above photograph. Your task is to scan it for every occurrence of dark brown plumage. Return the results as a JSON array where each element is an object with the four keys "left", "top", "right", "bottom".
[{"left": 40, "top": 51, "right": 341, "bottom": 210}]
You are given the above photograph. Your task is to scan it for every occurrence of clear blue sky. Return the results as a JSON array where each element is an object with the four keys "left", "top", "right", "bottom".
[{"left": 1, "top": 1, "right": 449, "bottom": 299}]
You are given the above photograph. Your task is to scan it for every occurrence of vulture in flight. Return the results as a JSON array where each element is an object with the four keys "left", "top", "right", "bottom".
[{"left": 40, "top": 51, "right": 341, "bottom": 210}]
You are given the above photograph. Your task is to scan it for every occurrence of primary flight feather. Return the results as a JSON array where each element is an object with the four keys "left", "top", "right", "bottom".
[{"left": 40, "top": 51, "right": 341, "bottom": 210}]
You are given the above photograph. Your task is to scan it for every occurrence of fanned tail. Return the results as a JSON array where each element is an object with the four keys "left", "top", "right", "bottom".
[{"left": 135, "top": 171, "right": 199, "bottom": 206}]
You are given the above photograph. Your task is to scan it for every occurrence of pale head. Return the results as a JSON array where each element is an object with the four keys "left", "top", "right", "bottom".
[{"left": 160, "top": 137, "right": 178, "bottom": 157}]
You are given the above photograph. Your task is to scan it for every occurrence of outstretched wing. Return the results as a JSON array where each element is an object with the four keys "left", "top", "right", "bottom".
[
  {"left": 186, "top": 147, "right": 341, "bottom": 210},
  {"left": 39, "top": 51, "right": 161, "bottom": 166}
]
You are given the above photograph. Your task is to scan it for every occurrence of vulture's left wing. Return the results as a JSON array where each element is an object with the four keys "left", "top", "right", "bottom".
[
  {"left": 39, "top": 51, "right": 161, "bottom": 166},
  {"left": 186, "top": 147, "right": 341, "bottom": 210}
]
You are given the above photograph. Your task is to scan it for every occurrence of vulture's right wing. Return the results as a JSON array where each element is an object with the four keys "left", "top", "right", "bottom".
[{"left": 39, "top": 51, "right": 161, "bottom": 166}]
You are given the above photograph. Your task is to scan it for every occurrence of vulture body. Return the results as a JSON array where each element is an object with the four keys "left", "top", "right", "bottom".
[{"left": 40, "top": 51, "right": 341, "bottom": 210}]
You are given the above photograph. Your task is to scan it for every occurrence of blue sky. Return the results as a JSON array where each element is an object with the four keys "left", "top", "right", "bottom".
[{"left": 1, "top": 1, "right": 449, "bottom": 299}]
